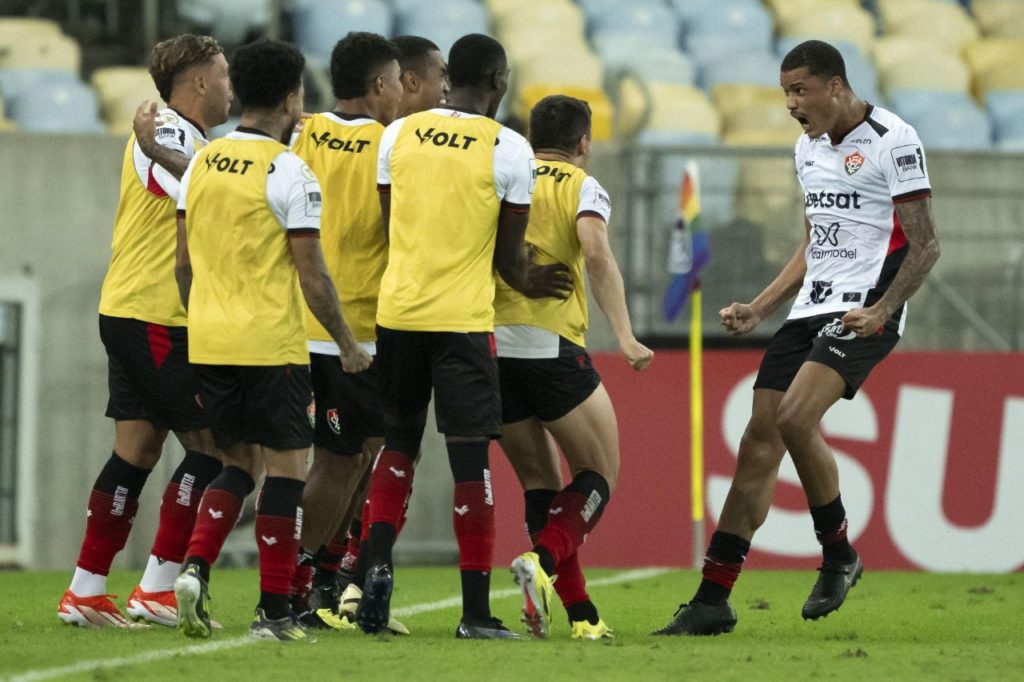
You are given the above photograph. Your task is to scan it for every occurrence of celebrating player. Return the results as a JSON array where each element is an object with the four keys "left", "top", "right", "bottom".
[
  {"left": 655, "top": 40, "right": 941, "bottom": 636},
  {"left": 173, "top": 38, "right": 370, "bottom": 642},
  {"left": 58, "top": 34, "right": 232, "bottom": 629}
]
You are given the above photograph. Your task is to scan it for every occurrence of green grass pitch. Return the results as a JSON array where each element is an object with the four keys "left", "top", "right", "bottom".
[{"left": 2, "top": 567, "right": 1021, "bottom": 681}]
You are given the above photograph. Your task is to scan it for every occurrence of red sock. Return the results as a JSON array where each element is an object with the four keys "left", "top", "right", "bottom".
[
  {"left": 256, "top": 477, "right": 305, "bottom": 597},
  {"left": 150, "top": 451, "right": 221, "bottom": 563},
  {"left": 453, "top": 480, "right": 494, "bottom": 571},
  {"left": 359, "top": 500, "right": 371, "bottom": 542},
  {"left": 186, "top": 488, "right": 244, "bottom": 566},
  {"left": 76, "top": 453, "right": 150, "bottom": 575},
  {"left": 366, "top": 450, "right": 415, "bottom": 530},
  {"left": 535, "top": 471, "right": 610, "bottom": 568},
  {"left": 553, "top": 551, "right": 590, "bottom": 608}
]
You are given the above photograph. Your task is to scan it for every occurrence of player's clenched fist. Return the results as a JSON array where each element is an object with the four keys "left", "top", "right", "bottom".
[{"left": 719, "top": 303, "right": 762, "bottom": 336}]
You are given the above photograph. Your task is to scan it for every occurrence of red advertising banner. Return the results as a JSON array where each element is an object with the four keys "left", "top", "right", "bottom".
[{"left": 489, "top": 351, "right": 1024, "bottom": 572}]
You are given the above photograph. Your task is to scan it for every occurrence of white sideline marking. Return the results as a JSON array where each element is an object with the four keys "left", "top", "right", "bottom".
[{"left": 8, "top": 567, "right": 670, "bottom": 682}]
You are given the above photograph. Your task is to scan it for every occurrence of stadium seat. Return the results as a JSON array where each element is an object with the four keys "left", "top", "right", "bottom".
[
  {"left": 616, "top": 81, "right": 719, "bottom": 141},
  {"left": 500, "top": 29, "right": 590, "bottom": 65},
  {"left": 494, "top": 0, "right": 584, "bottom": 39},
  {"left": 514, "top": 47, "right": 603, "bottom": 92},
  {"left": 579, "top": 0, "right": 663, "bottom": 18},
  {"left": 0, "top": 29, "right": 81, "bottom": 72},
  {"left": 517, "top": 84, "right": 613, "bottom": 140},
  {"left": 672, "top": 0, "right": 766, "bottom": 23},
  {"left": 710, "top": 83, "right": 780, "bottom": 122},
  {"left": 901, "top": 98, "right": 993, "bottom": 150},
  {"left": 0, "top": 68, "right": 80, "bottom": 108},
  {"left": 962, "top": 39, "right": 1024, "bottom": 79},
  {"left": 986, "top": 90, "right": 1024, "bottom": 134},
  {"left": 776, "top": 2, "right": 876, "bottom": 55},
  {"left": 700, "top": 51, "right": 780, "bottom": 90},
  {"left": 178, "top": 0, "right": 273, "bottom": 45},
  {"left": 873, "top": 37, "right": 971, "bottom": 94},
  {"left": 291, "top": 0, "right": 393, "bottom": 65},
  {"left": 6, "top": 78, "right": 105, "bottom": 133},
  {"left": 973, "top": 60, "right": 1024, "bottom": 100},
  {"left": 970, "top": 0, "right": 1024, "bottom": 40},
  {"left": 680, "top": 0, "right": 774, "bottom": 54},
  {"left": 886, "top": 89, "right": 974, "bottom": 121},
  {"left": 91, "top": 67, "right": 162, "bottom": 135},
  {"left": 723, "top": 128, "right": 799, "bottom": 147},
  {"left": 877, "top": 0, "right": 979, "bottom": 49},
  {"left": 395, "top": 0, "right": 490, "bottom": 45},
  {"left": 594, "top": 39, "right": 696, "bottom": 87},
  {"left": 587, "top": 3, "right": 680, "bottom": 50},
  {"left": 763, "top": 0, "right": 861, "bottom": 25}
]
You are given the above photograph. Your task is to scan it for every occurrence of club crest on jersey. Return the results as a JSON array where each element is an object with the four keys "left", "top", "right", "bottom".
[
  {"left": 326, "top": 408, "right": 341, "bottom": 435},
  {"left": 844, "top": 150, "right": 865, "bottom": 175}
]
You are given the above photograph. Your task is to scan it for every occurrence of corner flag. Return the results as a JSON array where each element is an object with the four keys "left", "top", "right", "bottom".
[{"left": 662, "top": 162, "right": 710, "bottom": 322}]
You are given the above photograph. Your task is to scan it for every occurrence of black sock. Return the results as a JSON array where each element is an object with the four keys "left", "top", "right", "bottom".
[
  {"left": 352, "top": 539, "right": 370, "bottom": 587},
  {"left": 184, "top": 556, "right": 212, "bottom": 584},
  {"left": 810, "top": 495, "right": 856, "bottom": 563},
  {"left": 535, "top": 546, "right": 556, "bottom": 576},
  {"left": 461, "top": 570, "right": 491, "bottom": 621},
  {"left": 96, "top": 451, "right": 152, "bottom": 496},
  {"left": 259, "top": 592, "right": 290, "bottom": 620},
  {"left": 566, "top": 600, "right": 599, "bottom": 625},
  {"left": 366, "top": 524, "right": 396, "bottom": 575},
  {"left": 524, "top": 489, "right": 558, "bottom": 539},
  {"left": 693, "top": 531, "right": 750, "bottom": 604}
]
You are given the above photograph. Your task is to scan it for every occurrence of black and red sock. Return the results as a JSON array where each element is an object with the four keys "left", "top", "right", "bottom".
[
  {"left": 693, "top": 530, "right": 750, "bottom": 604},
  {"left": 76, "top": 452, "right": 151, "bottom": 575},
  {"left": 533, "top": 470, "right": 610, "bottom": 575},
  {"left": 364, "top": 450, "right": 415, "bottom": 570},
  {"left": 150, "top": 450, "right": 222, "bottom": 563},
  {"left": 810, "top": 494, "right": 857, "bottom": 563},
  {"left": 448, "top": 441, "right": 495, "bottom": 620},
  {"left": 184, "top": 466, "right": 254, "bottom": 582},
  {"left": 256, "top": 477, "right": 305, "bottom": 620}
]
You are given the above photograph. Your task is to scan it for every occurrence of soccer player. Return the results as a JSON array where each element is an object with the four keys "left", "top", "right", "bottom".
[
  {"left": 286, "top": 31, "right": 403, "bottom": 631},
  {"left": 355, "top": 33, "right": 572, "bottom": 640},
  {"left": 497, "top": 95, "right": 653, "bottom": 640},
  {"left": 392, "top": 35, "right": 450, "bottom": 116},
  {"left": 173, "top": 38, "right": 371, "bottom": 641},
  {"left": 58, "top": 34, "right": 232, "bottom": 629},
  {"left": 655, "top": 40, "right": 941, "bottom": 636}
]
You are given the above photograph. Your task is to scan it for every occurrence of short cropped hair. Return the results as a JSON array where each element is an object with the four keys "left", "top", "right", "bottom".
[
  {"left": 448, "top": 33, "right": 505, "bottom": 89},
  {"left": 230, "top": 39, "right": 305, "bottom": 109},
  {"left": 392, "top": 35, "right": 440, "bottom": 75},
  {"left": 780, "top": 40, "right": 850, "bottom": 87},
  {"left": 529, "top": 95, "right": 592, "bottom": 152},
  {"left": 330, "top": 32, "right": 401, "bottom": 100},
  {"left": 149, "top": 34, "right": 223, "bottom": 102}
]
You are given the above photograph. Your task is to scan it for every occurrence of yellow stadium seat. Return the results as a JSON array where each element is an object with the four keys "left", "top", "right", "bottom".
[
  {"left": 91, "top": 66, "right": 162, "bottom": 135},
  {"left": 972, "top": 0, "right": 1024, "bottom": 40},
  {"left": 873, "top": 36, "right": 971, "bottom": 93},
  {"left": 500, "top": 28, "right": 590, "bottom": 65},
  {"left": 765, "top": 0, "right": 859, "bottom": 25},
  {"left": 615, "top": 80, "right": 719, "bottom": 140},
  {"left": 777, "top": 2, "right": 876, "bottom": 54},
  {"left": 517, "top": 84, "right": 613, "bottom": 140},
  {"left": 492, "top": 0, "right": 584, "bottom": 38},
  {"left": 878, "top": 0, "right": 979, "bottom": 49},
  {"left": 514, "top": 48, "right": 603, "bottom": 91},
  {"left": 711, "top": 84, "right": 781, "bottom": 123},
  {"left": 962, "top": 39, "right": 1024, "bottom": 77},
  {"left": 724, "top": 101, "right": 802, "bottom": 137},
  {"left": 975, "top": 60, "right": 1024, "bottom": 98},
  {"left": 0, "top": 31, "right": 80, "bottom": 72},
  {"left": 723, "top": 128, "right": 799, "bottom": 148},
  {"left": 0, "top": 17, "right": 62, "bottom": 41}
]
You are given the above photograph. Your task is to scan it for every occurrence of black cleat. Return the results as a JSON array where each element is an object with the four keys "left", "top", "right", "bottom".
[
  {"left": 802, "top": 554, "right": 864, "bottom": 620},
  {"left": 651, "top": 600, "right": 737, "bottom": 636},
  {"left": 308, "top": 571, "right": 343, "bottom": 614},
  {"left": 356, "top": 564, "right": 393, "bottom": 634},
  {"left": 455, "top": 616, "right": 521, "bottom": 640}
]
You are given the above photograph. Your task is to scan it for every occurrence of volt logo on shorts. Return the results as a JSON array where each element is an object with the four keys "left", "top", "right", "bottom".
[
  {"left": 326, "top": 408, "right": 341, "bottom": 434},
  {"left": 819, "top": 317, "right": 857, "bottom": 341},
  {"left": 414, "top": 127, "right": 477, "bottom": 150}
]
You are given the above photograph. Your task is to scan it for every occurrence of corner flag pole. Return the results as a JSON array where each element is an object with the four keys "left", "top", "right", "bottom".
[{"left": 690, "top": 285, "right": 705, "bottom": 569}]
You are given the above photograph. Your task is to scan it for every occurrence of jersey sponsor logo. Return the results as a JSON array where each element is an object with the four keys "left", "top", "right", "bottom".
[
  {"left": 819, "top": 317, "right": 857, "bottom": 340},
  {"left": 813, "top": 222, "right": 840, "bottom": 246},
  {"left": 810, "top": 280, "right": 834, "bottom": 304},
  {"left": 805, "top": 190, "right": 862, "bottom": 210},
  {"left": 413, "top": 127, "right": 478, "bottom": 149},
  {"left": 304, "top": 182, "right": 322, "bottom": 218},
  {"left": 848, "top": 138, "right": 872, "bottom": 145},
  {"left": 300, "top": 164, "right": 316, "bottom": 181},
  {"left": 204, "top": 150, "right": 254, "bottom": 175},
  {"left": 595, "top": 188, "right": 611, "bottom": 211},
  {"left": 536, "top": 164, "right": 573, "bottom": 182},
  {"left": 326, "top": 407, "right": 341, "bottom": 434},
  {"left": 804, "top": 160, "right": 815, "bottom": 166},
  {"left": 843, "top": 292, "right": 863, "bottom": 302},
  {"left": 810, "top": 221, "right": 858, "bottom": 261},
  {"left": 844, "top": 150, "right": 865, "bottom": 175},
  {"left": 891, "top": 144, "right": 926, "bottom": 182},
  {"left": 829, "top": 345, "right": 847, "bottom": 358},
  {"left": 309, "top": 130, "right": 371, "bottom": 154}
]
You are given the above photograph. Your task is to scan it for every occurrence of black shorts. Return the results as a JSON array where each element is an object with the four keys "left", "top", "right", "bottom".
[
  {"left": 376, "top": 326, "right": 501, "bottom": 438},
  {"left": 498, "top": 338, "right": 601, "bottom": 423},
  {"left": 754, "top": 312, "right": 901, "bottom": 399},
  {"left": 194, "top": 363, "right": 314, "bottom": 450},
  {"left": 100, "top": 314, "right": 206, "bottom": 432},
  {"left": 310, "top": 352, "right": 383, "bottom": 455}
]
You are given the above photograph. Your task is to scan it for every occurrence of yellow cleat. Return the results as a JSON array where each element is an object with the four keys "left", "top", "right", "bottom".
[
  {"left": 571, "top": 618, "right": 614, "bottom": 640},
  {"left": 510, "top": 552, "right": 554, "bottom": 639}
]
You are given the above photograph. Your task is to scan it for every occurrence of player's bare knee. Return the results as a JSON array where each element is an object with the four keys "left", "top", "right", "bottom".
[{"left": 775, "top": 402, "right": 815, "bottom": 447}]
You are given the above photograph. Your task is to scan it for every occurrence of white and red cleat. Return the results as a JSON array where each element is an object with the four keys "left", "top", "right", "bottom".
[
  {"left": 126, "top": 585, "right": 178, "bottom": 627},
  {"left": 57, "top": 589, "right": 145, "bottom": 628}
]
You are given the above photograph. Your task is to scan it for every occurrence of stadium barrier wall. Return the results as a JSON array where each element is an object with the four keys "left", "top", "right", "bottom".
[
  {"left": 1, "top": 131, "right": 1023, "bottom": 571},
  {"left": 489, "top": 350, "right": 1024, "bottom": 573}
]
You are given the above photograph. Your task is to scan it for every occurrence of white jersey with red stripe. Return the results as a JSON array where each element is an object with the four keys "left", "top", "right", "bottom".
[
  {"left": 791, "top": 103, "right": 931, "bottom": 331},
  {"left": 136, "top": 108, "right": 208, "bottom": 200}
]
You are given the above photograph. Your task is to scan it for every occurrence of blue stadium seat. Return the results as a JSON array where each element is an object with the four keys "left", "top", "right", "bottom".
[
  {"left": 291, "top": 0, "right": 393, "bottom": 65},
  {"left": 593, "top": 37, "right": 697, "bottom": 86},
  {"left": 899, "top": 95, "right": 993, "bottom": 150},
  {"left": 394, "top": 0, "right": 489, "bottom": 56},
  {"left": 680, "top": 0, "right": 773, "bottom": 53},
  {"left": 886, "top": 89, "right": 974, "bottom": 122},
  {"left": 986, "top": 90, "right": 1024, "bottom": 142},
  {"left": 7, "top": 79, "right": 105, "bottom": 133},
  {"left": 0, "top": 68, "right": 79, "bottom": 109},
  {"left": 578, "top": 0, "right": 664, "bottom": 18},
  {"left": 178, "top": 0, "right": 273, "bottom": 44},
  {"left": 670, "top": 0, "right": 764, "bottom": 24},
  {"left": 700, "top": 51, "right": 780, "bottom": 89},
  {"left": 587, "top": 3, "right": 680, "bottom": 50}
]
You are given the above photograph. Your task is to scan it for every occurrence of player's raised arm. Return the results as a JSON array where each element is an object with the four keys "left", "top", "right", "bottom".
[{"left": 133, "top": 100, "right": 191, "bottom": 180}]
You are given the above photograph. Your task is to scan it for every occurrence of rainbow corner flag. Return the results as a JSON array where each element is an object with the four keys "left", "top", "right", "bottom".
[{"left": 662, "top": 161, "right": 710, "bottom": 322}]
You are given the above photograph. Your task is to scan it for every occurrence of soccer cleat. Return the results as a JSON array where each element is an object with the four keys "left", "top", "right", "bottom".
[
  {"left": 571, "top": 618, "right": 614, "bottom": 640},
  {"left": 174, "top": 563, "right": 212, "bottom": 638},
  {"left": 250, "top": 607, "right": 316, "bottom": 642},
  {"left": 57, "top": 590, "right": 142, "bottom": 628},
  {"left": 340, "top": 581, "right": 409, "bottom": 635},
  {"left": 802, "top": 553, "right": 864, "bottom": 620},
  {"left": 295, "top": 605, "right": 356, "bottom": 631},
  {"left": 455, "top": 616, "right": 521, "bottom": 640},
  {"left": 355, "top": 564, "right": 394, "bottom": 634},
  {"left": 651, "top": 601, "right": 737, "bottom": 636},
  {"left": 126, "top": 586, "right": 177, "bottom": 627},
  {"left": 308, "top": 571, "right": 343, "bottom": 614},
  {"left": 510, "top": 552, "right": 553, "bottom": 639}
]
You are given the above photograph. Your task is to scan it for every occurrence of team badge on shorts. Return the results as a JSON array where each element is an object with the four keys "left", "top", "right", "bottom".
[
  {"left": 844, "top": 150, "right": 865, "bottom": 175},
  {"left": 326, "top": 408, "right": 341, "bottom": 434},
  {"left": 307, "top": 399, "right": 316, "bottom": 428}
]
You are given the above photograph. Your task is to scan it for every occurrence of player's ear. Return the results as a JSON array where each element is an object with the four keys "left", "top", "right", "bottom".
[{"left": 402, "top": 70, "right": 419, "bottom": 93}]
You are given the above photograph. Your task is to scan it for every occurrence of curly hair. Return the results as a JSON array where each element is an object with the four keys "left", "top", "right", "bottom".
[
  {"left": 781, "top": 40, "right": 850, "bottom": 87},
  {"left": 149, "top": 34, "right": 223, "bottom": 102},
  {"left": 230, "top": 39, "right": 305, "bottom": 109},
  {"left": 330, "top": 32, "right": 401, "bottom": 100}
]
